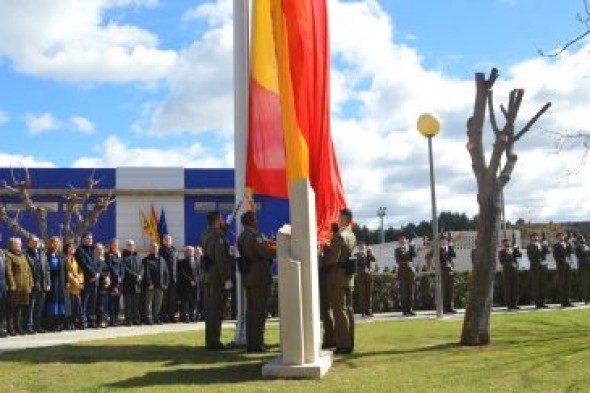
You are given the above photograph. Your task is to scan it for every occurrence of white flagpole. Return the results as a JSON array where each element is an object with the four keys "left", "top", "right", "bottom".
[{"left": 233, "top": 0, "right": 249, "bottom": 346}]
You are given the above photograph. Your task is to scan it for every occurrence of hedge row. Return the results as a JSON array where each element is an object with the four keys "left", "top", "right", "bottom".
[{"left": 262, "top": 270, "right": 588, "bottom": 316}]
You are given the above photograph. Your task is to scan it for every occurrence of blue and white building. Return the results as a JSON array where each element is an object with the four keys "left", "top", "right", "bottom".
[{"left": 0, "top": 167, "right": 289, "bottom": 249}]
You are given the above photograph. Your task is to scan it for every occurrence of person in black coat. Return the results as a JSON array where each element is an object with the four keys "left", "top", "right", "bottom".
[
  {"left": 0, "top": 249, "right": 7, "bottom": 338},
  {"left": 439, "top": 235, "right": 457, "bottom": 313},
  {"left": 76, "top": 232, "right": 100, "bottom": 328},
  {"left": 122, "top": 240, "right": 142, "bottom": 325},
  {"left": 498, "top": 239, "right": 522, "bottom": 310},
  {"left": 25, "top": 236, "right": 50, "bottom": 334},
  {"left": 553, "top": 232, "right": 575, "bottom": 307},
  {"left": 45, "top": 237, "right": 70, "bottom": 331},
  {"left": 143, "top": 243, "right": 169, "bottom": 325},
  {"left": 106, "top": 238, "right": 124, "bottom": 326},
  {"left": 159, "top": 235, "right": 178, "bottom": 323},
  {"left": 178, "top": 246, "right": 200, "bottom": 322},
  {"left": 94, "top": 243, "right": 111, "bottom": 328}
]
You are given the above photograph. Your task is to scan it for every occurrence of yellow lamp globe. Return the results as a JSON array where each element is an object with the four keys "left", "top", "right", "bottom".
[{"left": 417, "top": 113, "right": 440, "bottom": 137}]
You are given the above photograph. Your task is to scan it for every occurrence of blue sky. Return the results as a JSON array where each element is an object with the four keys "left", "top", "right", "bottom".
[{"left": 1, "top": 0, "right": 589, "bottom": 225}]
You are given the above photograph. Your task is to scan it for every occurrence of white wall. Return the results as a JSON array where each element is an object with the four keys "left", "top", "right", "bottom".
[{"left": 116, "top": 168, "right": 185, "bottom": 251}]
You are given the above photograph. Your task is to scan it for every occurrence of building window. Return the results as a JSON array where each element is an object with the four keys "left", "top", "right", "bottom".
[{"left": 195, "top": 202, "right": 217, "bottom": 212}]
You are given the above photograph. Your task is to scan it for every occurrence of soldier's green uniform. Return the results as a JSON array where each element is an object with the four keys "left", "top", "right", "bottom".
[
  {"left": 238, "top": 226, "right": 276, "bottom": 351},
  {"left": 355, "top": 250, "right": 375, "bottom": 317},
  {"left": 575, "top": 239, "right": 590, "bottom": 304},
  {"left": 527, "top": 239, "right": 549, "bottom": 308},
  {"left": 319, "top": 254, "right": 335, "bottom": 348},
  {"left": 439, "top": 245, "right": 456, "bottom": 313},
  {"left": 395, "top": 245, "right": 416, "bottom": 315},
  {"left": 553, "top": 239, "right": 574, "bottom": 307},
  {"left": 323, "top": 225, "right": 356, "bottom": 353},
  {"left": 498, "top": 245, "right": 522, "bottom": 309},
  {"left": 201, "top": 227, "right": 232, "bottom": 349}
]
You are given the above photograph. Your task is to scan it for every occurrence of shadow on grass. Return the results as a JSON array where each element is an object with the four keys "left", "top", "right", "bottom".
[
  {"left": 342, "top": 342, "right": 462, "bottom": 362},
  {"left": 107, "top": 362, "right": 270, "bottom": 388},
  {"left": 0, "top": 344, "right": 278, "bottom": 368}
]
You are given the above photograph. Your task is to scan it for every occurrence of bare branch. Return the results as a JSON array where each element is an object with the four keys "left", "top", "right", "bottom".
[
  {"left": 0, "top": 205, "right": 34, "bottom": 240},
  {"left": 74, "top": 192, "right": 116, "bottom": 239},
  {"left": 487, "top": 90, "right": 500, "bottom": 136},
  {"left": 538, "top": 29, "right": 590, "bottom": 57},
  {"left": 499, "top": 152, "right": 518, "bottom": 188},
  {"left": 513, "top": 102, "right": 552, "bottom": 143},
  {"left": 500, "top": 104, "right": 508, "bottom": 119}
]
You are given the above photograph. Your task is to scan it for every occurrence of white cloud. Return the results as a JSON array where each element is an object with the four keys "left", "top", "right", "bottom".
[
  {"left": 72, "top": 135, "right": 234, "bottom": 168},
  {"left": 0, "top": 0, "right": 176, "bottom": 83},
  {"left": 148, "top": 0, "right": 234, "bottom": 135},
  {"left": 0, "top": 153, "right": 56, "bottom": 168},
  {"left": 136, "top": 0, "right": 590, "bottom": 226},
  {"left": 25, "top": 113, "right": 59, "bottom": 134},
  {"left": 5, "top": 0, "right": 589, "bottom": 228},
  {"left": 69, "top": 115, "right": 96, "bottom": 134},
  {"left": 0, "top": 110, "right": 7, "bottom": 125}
]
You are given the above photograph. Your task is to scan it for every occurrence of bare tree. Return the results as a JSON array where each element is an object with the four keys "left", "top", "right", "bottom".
[
  {"left": 461, "top": 68, "right": 551, "bottom": 346},
  {"left": 538, "top": 0, "right": 590, "bottom": 57},
  {"left": 1, "top": 167, "right": 48, "bottom": 241},
  {"left": 536, "top": 0, "right": 590, "bottom": 170},
  {"left": 0, "top": 168, "right": 115, "bottom": 244},
  {"left": 62, "top": 173, "right": 115, "bottom": 243}
]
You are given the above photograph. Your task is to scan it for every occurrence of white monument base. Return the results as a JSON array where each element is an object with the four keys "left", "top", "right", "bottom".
[
  {"left": 261, "top": 179, "right": 332, "bottom": 380},
  {"left": 262, "top": 351, "right": 333, "bottom": 380}
]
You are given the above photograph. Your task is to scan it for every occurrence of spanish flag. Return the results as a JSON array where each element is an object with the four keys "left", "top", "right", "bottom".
[{"left": 246, "top": 0, "right": 347, "bottom": 241}]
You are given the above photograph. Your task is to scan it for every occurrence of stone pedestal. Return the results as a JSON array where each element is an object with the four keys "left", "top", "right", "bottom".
[{"left": 261, "top": 178, "right": 332, "bottom": 379}]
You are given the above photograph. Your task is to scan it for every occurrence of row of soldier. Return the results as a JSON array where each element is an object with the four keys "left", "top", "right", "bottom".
[
  {"left": 0, "top": 233, "right": 204, "bottom": 338},
  {"left": 349, "top": 231, "right": 590, "bottom": 320}
]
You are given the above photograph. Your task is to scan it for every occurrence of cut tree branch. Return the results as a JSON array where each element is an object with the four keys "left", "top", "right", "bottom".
[{"left": 513, "top": 102, "right": 552, "bottom": 143}]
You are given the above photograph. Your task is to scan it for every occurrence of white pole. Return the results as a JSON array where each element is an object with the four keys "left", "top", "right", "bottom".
[{"left": 233, "top": 0, "right": 249, "bottom": 346}]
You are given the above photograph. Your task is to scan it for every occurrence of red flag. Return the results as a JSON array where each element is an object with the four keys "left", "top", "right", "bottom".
[{"left": 246, "top": 0, "right": 347, "bottom": 242}]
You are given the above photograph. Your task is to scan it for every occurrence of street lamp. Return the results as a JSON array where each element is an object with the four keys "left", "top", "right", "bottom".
[
  {"left": 377, "top": 207, "right": 387, "bottom": 245},
  {"left": 417, "top": 113, "right": 443, "bottom": 319},
  {"left": 377, "top": 207, "right": 387, "bottom": 262}
]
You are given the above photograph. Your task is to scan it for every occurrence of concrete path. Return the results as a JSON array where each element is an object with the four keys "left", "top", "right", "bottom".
[{"left": 1, "top": 302, "right": 588, "bottom": 355}]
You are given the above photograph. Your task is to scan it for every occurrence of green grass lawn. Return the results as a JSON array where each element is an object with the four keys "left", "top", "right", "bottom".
[{"left": 1, "top": 309, "right": 590, "bottom": 392}]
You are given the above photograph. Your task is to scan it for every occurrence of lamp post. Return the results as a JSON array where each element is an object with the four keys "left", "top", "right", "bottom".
[
  {"left": 417, "top": 113, "right": 443, "bottom": 319},
  {"left": 377, "top": 207, "right": 386, "bottom": 245},
  {"left": 377, "top": 207, "right": 387, "bottom": 262}
]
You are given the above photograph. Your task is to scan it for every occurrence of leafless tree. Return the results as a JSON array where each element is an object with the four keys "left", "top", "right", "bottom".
[
  {"left": 538, "top": 0, "right": 590, "bottom": 57},
  {"left": 461, "top": 68, "right": 551, "bottom": 346},
  {"left": 0, "top": 167, "right": 115, "bottom": 245}
]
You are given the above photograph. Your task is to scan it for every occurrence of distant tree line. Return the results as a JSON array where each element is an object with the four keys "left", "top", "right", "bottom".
[{"left": 354, "top": 211, "right": 479, "bottom": 245}]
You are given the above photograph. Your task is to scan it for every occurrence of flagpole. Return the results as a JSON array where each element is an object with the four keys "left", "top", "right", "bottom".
[{"left": 233, "top": 0, "right": 249, "bottom": 346}]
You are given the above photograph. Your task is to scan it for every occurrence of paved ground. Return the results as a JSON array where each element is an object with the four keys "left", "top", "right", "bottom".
[{"left": 1, "top": 302, "right": 587, "bottom": 355}]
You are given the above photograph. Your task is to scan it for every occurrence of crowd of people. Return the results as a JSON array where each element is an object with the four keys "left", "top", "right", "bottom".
[
  {"left": 2, "top": 208, "right": 590, "bottom": 358},
  {"left": 0, "top": 232, "right": 204, "bottom": 338}
]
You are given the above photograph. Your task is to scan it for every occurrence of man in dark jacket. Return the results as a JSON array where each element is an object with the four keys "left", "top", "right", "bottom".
[
  {"left": 143, "top": 243, "right": 169, "bottom": 325},
  {"left": 440, "top": 235, "right": 457, "bottom": 313},
  {"left": 498, "top": 239, "right": 522, "bottom": 310},
  {"left": 395, "top": 236, "right": 417, "bottom": 316},
  {"left": 76, "top": 232, "right": 100, "bottom": 328},
  {"left": 238, "top": 211, "right": 276, "bottom": 352},
  {"left": 159, "top": 235, "right": 178, "bottom": 323},
  {"left": 0, "top": 249, "right": 7, "bottom": 338},
  {"left": 527, "top": 233, "right": 550, "bottom": 309},
  {"left": 553, "top": 232, "right": 574, "bottom": 307},
  {"left": 178, "top": 246, "right": 200, "bottom": 322},
  {"left": 25, "top": 236, "right": 50, "bottom": 334},
  {"left": 575, "top": 236, "right": 590, "bottom": 304},
  {"left": 201, "top": 211, "right": 233, "bottom": 350},
  {"left": 122, "top": 240, "right": 143, "bottom": 325}
]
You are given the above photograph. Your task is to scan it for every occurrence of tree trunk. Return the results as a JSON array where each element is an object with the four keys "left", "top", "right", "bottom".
[{"left": 460, "top": 178, "right": 502, "bottom": 345}]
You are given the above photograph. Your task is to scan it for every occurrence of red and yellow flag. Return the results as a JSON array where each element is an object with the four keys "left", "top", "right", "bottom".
[{"left": 246, "top": 0, "right": 347, "bottom": 242}]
